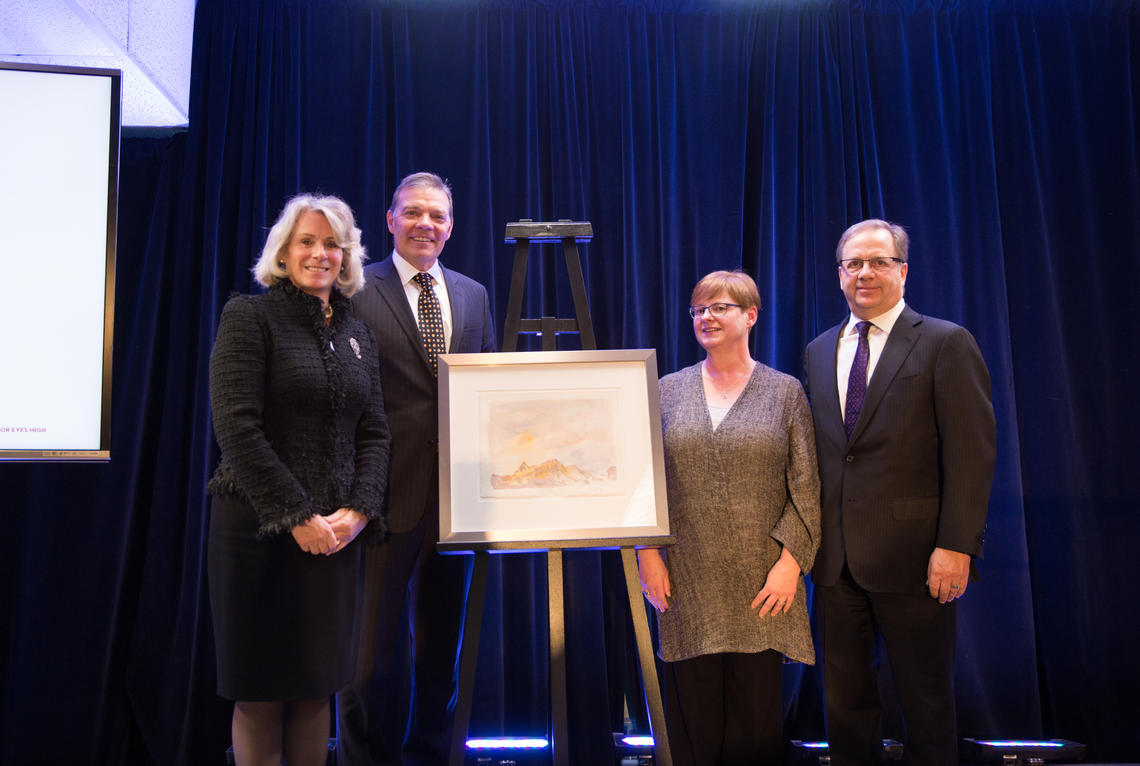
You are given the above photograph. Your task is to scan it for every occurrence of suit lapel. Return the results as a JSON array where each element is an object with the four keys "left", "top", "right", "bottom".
[
  {"left": 373, "top": 257, "right": 432, "bottom": 370},
  {"left": 441, "top": 265, "right": 465, "bottom": 353},
  {"left": 811, "top": 324, "right": 845, "bottom": 440},
  {"left": 849, "top": 305, "right": 923, "bottom": 443}
]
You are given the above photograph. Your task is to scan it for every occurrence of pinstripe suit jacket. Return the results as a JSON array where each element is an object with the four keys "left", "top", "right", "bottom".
[
  {"left": 352, "top": 254, "right": 496, "bottom": 533},
  {"left": 804, "top": 304, "right": 996, "bottom": 594}
]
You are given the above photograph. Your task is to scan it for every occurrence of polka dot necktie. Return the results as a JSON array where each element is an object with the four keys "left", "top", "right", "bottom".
[
  {"left": 845, "top": 320, "right": 872, "bottom": 439},
  {"left": 413, "top": 271, "right": 445, "bottom": 377}
]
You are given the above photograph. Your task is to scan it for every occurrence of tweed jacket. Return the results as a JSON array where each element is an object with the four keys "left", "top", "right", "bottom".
[
  {"left": 656, "top": 361, "right": 821, "bottom": 663},
  {"left": 208, "top": 280, "right": 392, "bottom": 537}
]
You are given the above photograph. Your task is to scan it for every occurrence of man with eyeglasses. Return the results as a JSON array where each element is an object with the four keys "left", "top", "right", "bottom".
[{"left": 804, "top": 219, "right": 996, "bottom": 766}]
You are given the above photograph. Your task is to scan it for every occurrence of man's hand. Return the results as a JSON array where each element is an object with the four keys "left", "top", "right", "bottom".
[{"left": 927, "top": 547, "right": 971, "bottom": 603}]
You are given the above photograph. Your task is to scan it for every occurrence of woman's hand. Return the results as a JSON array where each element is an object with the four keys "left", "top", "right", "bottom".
[
  {"left": 325, "top": 508, "right": 368, "bottom": 554},
  {"left": 752, "top": 547, "right": 800, "bottom": 617},
  {"left": 291, "top": 515, "right": 339, "bottom": 555},
  {"left": 637, "top": 548, "right": 672, "bottom": 613}
]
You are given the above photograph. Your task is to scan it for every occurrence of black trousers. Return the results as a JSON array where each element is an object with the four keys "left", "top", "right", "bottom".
[
  {"left": 336, "top": 506, "right": 473, "bottom": 766},
  {"left": 816, "top": 566, "right": 958, "bottom": 766},
  {"left": 662, "top": 650, "right": 784, "bottom": 766}
]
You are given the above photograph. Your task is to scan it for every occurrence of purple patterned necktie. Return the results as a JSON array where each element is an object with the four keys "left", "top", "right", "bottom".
[
  {"left": 845, "top": 320, "right": 872, "bottom": 439},
  {"left": 413, "top": 272, "right": 445, "bottom": 377}
]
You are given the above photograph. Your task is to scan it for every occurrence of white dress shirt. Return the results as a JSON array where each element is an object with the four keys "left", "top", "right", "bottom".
[
  {"left": 392, "top": 251, "right": 454, "bottom": 351},
  {"left": 836, "top": 299, "right": 907, "bottom": 421}
]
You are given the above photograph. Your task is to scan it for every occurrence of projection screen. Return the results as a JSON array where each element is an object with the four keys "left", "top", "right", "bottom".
[{"left": 0, "top": 63, "right": 119, "bottom": 461}]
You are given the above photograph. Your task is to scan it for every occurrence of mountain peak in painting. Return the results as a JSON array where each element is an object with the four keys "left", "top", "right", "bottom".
[{"left": 491, "top": 457, "right": 615, "bottom": 489}]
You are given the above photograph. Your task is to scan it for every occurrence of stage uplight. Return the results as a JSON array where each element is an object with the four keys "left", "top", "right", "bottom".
[
  {"left": 790, "top": 739, "right": 904, "bottom": 763},
  {"left": 466, "top": 736, "right": 551, "bottom": 765},
  {"left": 960, "top": 738, "right": 1086, "bottom": 764},
  {"left": 612, "top": 732, "right": 656, "bottom": 765}
]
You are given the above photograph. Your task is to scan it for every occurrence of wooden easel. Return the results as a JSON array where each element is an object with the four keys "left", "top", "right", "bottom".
[{"left": 444, "top": 220, "right": 673, "bottom": 766}]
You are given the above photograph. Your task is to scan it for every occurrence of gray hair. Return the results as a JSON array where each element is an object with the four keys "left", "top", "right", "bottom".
[
  {"left": 253, "top": 193, "right": 367, "bottom": 296},
  {"left": 389, "top": 171, "right": 453, "bottom": 221},
  {"left": 835, "top": 218, "right": 909, "bottom": 263}
]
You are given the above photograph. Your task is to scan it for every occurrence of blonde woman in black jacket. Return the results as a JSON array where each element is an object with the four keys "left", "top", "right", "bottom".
[{"left": 208, "top": 194, "right": 391, "bottom": 766}]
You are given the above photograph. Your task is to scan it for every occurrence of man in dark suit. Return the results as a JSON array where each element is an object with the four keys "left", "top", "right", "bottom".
[
  {"left": 337, "top": 172, "right": 496, "bottom": 766},
  {"left": 804, "top": 219, "right": 996, "bottom": 766}
]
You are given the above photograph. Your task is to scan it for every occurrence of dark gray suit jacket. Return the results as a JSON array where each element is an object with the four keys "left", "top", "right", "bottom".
[
  {"left": 352, "top": 255, "right": 496, "bottom": 534},
  {"left": 804, "top": 304, "right": 996, "bottom": 594}
]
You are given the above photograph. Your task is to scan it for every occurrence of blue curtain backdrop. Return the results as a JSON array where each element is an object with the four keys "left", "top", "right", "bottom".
[{"left": 2, "top": 0, "right": 1138, "bottom": 763}]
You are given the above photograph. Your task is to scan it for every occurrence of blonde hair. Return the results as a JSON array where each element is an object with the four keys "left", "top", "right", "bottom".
[
  {"left": 253, "top": 194, "right": 368, "bottom": 296},
  {"left": 691, "top": 269, "right": 761, "bottom": 311}
]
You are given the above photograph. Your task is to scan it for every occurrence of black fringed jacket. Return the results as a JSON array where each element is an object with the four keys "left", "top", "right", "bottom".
[{"left": 207, "top": 280, "right": 391, "bottom": 537}]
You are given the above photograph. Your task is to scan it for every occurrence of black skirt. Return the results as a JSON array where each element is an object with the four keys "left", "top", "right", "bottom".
[{"left": 208, "top": 494, "right": 363, "bottom": 701}]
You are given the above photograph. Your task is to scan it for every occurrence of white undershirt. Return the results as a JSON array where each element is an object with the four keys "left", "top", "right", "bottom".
[
  {"left": 836, "top": 299, "right": 906, "bottom": 421},
  {"left": 392, "top": 251, "right": 454, "bottom": 351},
  {"left": 708, "top": 403, "right": 731, "bottom": 429}
]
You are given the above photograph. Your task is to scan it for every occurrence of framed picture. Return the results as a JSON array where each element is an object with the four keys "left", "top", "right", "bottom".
[{"left": 437, "top": 349, "right": 672, "bottom": 551}]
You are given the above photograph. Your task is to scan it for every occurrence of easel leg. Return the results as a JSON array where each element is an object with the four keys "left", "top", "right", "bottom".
[
  {"left": 448, "top": 552, "right": 489, "bottom": 766},
  {"left": 548, "top": 550, "right": 569, "bottom": 766},
  {"left": 561, "top": 237, "right": 596, "bottom": 349},
  {"left": 621, "top": 547, "right": 673, "bottom": 766}
]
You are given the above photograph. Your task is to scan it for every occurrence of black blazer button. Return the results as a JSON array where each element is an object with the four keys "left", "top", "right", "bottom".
[{"left": 845, "top": 455, "right": 854, "bottom": 463}]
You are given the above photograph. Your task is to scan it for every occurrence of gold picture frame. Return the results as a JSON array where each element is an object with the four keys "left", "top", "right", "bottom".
[{"left": 437, "top": 349, "right": 672, "bottom": 551}]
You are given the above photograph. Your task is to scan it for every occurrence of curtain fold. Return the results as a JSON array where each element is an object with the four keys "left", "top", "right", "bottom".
[{"left": 2, "top": 0, "right": 1137, "bottom": 763}]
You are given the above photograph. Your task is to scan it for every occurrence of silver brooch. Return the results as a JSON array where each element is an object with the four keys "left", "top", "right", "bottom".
[{"left": 349, "top": 337, "right": 361, "bottom": 359}]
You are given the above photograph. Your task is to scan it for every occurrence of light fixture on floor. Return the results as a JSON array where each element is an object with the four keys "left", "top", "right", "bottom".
[
  {"left": 612, "top": 732, "right": 656, "bottom": 765},
  {"left": 466, "top": 736, "right": 551, "bottom": 765},
  {"left": 790, "top": 738, "right": 904, "bottom": 764},
  {"left": 960, "top": 738, "right": 1086, "bottom": 764}
]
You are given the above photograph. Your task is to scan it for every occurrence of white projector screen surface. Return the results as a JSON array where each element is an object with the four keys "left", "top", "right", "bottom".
[{"left": 0, "top": 64, "right": 118, "bottom": 460}]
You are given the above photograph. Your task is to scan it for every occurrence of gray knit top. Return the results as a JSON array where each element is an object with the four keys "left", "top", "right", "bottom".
[
  {"left": 207, "top": 280, "right": 391, "bottom": 538},
  {"left": 656, "top": 361, "right": 821, "bottom": 663}
]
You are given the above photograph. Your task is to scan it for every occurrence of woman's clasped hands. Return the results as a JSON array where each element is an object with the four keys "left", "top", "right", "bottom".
[{"left": 291, "top": 508, "right": 367, "bottom": 555}]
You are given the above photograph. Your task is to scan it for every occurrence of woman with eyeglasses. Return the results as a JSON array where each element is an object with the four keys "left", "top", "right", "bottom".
[{"left": 638, "top": 269, "right": 820, "bottom": 766}]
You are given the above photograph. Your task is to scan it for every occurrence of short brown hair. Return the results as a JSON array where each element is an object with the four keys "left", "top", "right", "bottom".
[
  {"left": 691, "top": 269, "right": 761, "bottom": 311},
  {"left": 389, "top": 171, "right": 453, "bottom": 221},
  {"left": 835, "top": 219, "right": 909, "bottom": 262}
]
